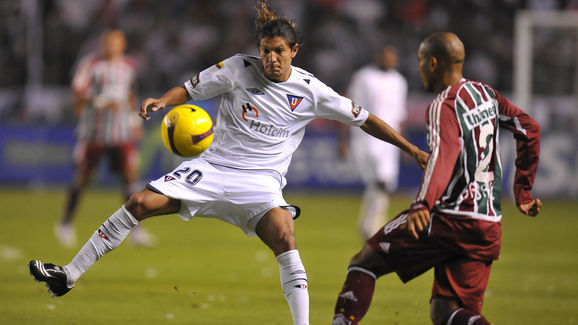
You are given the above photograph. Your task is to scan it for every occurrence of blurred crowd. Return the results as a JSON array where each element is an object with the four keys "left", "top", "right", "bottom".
[{"left": 1, "top": 0, "right": 577, "bottom": 123}]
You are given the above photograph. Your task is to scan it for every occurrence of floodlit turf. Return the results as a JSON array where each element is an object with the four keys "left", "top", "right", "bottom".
[{"left": 0, "top": 189, "right": 576, "bottom": 324}]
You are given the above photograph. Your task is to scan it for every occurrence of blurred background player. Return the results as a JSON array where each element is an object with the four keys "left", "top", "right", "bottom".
[
  {"left": 55, "top": 29, "right": 153, "bottom": 247},
  {"left": 332, "top": 32, "right": 542, "bottom": 325},
  {"left": 342, "top": 45, "right": 408, "bottom": 239}
]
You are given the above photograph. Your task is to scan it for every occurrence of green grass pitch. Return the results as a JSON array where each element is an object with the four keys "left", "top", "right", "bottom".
[{"left": 0, "top": 189, "right": 576, "bottom": 324}]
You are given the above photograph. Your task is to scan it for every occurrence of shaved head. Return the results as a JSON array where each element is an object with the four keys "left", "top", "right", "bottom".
[
  {"left": 418, "top": 32, "right": 465, "bottom": 92},
  {"left": 420, "top": 32, "right": 465, "bottom": 65}
]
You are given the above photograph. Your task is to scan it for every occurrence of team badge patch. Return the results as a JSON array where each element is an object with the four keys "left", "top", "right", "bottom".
[
  {"left": 351, "top": 101, "right": 362, "bottom": 118},
  {"left": 214, "top": 61, "right": 223, "bottom": 69},
  {"left": 287, "top": 94, "right": 303, "bottom": 111},
  {"left": 164, "top": 175, "right": 176, "bottom": 182}
]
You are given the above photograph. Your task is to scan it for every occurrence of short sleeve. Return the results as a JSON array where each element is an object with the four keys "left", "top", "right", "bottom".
[
  {"left": 184, "top": 56, "right": 236, "bottom": 100},
  {"left": 313, "top": 79, "right": 369, "bottom": 126}
]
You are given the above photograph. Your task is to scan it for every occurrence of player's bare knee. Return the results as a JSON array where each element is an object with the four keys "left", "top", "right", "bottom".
[
  {"left": 273, "top": 229, "right": 296, "bottom": 253},
  {"left": 349, "top": 243, "right": 375, "bottom": 267},
  {"left": 125, "top": 191, "right": 149, "bottom": 220},
  {"left": 349, "top": 244, "right": 392, "bottom": 277}
]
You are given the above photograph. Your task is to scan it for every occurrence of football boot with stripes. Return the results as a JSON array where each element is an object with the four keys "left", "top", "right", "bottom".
[{"left": 29, "top": 260, "right": 73, "bottom": 297}]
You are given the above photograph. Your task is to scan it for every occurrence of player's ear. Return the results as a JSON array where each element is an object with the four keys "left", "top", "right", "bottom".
[
  {"left": 430, "top": 56, "right": 439, "bottom": 71},
  {"left": 291, "top": 43, "right": 299, "bottom": 58}
]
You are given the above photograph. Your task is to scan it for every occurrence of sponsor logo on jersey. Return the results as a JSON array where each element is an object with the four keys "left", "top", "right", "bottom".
[
  {"left": 246, "top": 88, "right": 264, "bottom": 95},
  {"left": 351, "top": 101, "right": 362, "bottom": 118},
  {"left": 249, "top": 120, "right": 290, "bottom": 138},
  {"left": 241, "top": 103, "right": 259, "bottom": 121},
  {"left": 463, "top": 101, "right": 497, "bottom": 130},
  {"left": 241, "top": 102, "right": 290, "bottom": 138},
  {"left": 214, "top": 61, "right": 223, "bottom": 69},
  {"left": 190, "top": 73, "right": 200, "bottom": 88},
  {"left": 287, "top": 94, "right": 303, "bottom": 111},
  {"left": 164, "top": 175, "right": 176, "bottom": 182}
]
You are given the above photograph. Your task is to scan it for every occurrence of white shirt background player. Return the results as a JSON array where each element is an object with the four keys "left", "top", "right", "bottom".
[{"left": 346, "top": 45, "right": 408, "bottom": 239}]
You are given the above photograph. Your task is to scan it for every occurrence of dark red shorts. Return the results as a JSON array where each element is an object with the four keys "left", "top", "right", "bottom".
[
  {"left": 367, "top": 211, "right": 492, "bottom": 313},
  {"left": 74, "top": 142, "right": 138, "bottom": 174}
]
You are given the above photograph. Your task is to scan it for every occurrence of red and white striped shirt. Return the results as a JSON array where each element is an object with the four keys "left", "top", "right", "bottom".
[
  {"left": 414, "top": 79, "right": 540, "bottom": 222},
  {"left": 72, "top": 54, "right": 138, "bottom": 145}
]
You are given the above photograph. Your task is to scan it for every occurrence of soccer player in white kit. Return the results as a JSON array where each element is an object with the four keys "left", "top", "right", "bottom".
[
  {"left": 345, "top": 45, "right": 409, "bottom": 239},
  {"left": 29, "top": 2, "right": 428, "bottom": 324}
]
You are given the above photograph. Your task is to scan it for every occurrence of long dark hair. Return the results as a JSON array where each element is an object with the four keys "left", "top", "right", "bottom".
[{"left": 254, "top": 0, "right": 302, "bottom": 48}]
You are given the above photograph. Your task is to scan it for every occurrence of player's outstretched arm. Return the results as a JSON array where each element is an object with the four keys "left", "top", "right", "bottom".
[
  {"left": 139, "top": 86, "right": 191, "bottom": 120},
  {"left": 361, "top": 113, "right": 429, "bottom": 169},
  {"left": 518, "top": 198, "right": 542, "bottom": 217}
]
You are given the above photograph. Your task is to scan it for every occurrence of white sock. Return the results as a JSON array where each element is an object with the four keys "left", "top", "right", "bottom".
[
  {"left": 358, "top": 185, "right": 389, "bottom": 239},
  {"left": 63, "top": 205, "right": 138, "bottom": 286},
  {"left": 276, "top": 249, "right": 309, "bottom": 325}
]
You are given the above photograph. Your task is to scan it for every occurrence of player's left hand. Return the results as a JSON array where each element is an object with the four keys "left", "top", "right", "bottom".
[
  {"left": 406, "top": 208, "right": 430, "bottom": 239},
  {"left": 518, "top": 198, "right": 542, "bottom": 217}
]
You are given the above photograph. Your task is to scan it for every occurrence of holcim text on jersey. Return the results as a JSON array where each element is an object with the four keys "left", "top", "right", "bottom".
[{"left": 249, "top": 120, "right": 290, "bottom": 138}]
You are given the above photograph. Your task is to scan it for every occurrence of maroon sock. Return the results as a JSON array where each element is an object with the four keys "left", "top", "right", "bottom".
[
  {"left": 332, "top": 267, "right": 376, "bottom": 325},
  {"left": 62, "top": 187, "right": 81, "bottom": 224},
  {"left": 446, "top": 308, "right": 491, "bottom": 325}
]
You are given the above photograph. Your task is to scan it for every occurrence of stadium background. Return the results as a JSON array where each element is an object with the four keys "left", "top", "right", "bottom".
[{"left": 0, "top": 0, "right": 577, "bottom": 198}]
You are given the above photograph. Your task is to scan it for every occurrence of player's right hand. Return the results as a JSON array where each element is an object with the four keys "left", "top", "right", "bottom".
[
  {"left": 413, "top": 149, "right": 429, "bottom": 170},
  {"left": 139, "top": 98, "right": 166, "bottom": 120},
  {"left": 518, "top": 198, "right": 542, "bottom": 217},
  {"left": 406, "top": 208, "right": 430, "bottom": 239}
]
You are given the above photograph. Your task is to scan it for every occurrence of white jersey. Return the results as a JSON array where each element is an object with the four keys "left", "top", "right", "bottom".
[
  {"left": 184, "top": 54, "right": 369, "bottom": 178},
  {"left": 347, "top": 65, "right": 407, "bottom": 186}
]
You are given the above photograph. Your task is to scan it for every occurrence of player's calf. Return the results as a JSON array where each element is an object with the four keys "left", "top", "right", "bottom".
[
  {"left": 277, "top": 249, "right": 309, "bottom": 325},
  {"left": 332, "top": 266, "right": 377, "bottom": 325}
]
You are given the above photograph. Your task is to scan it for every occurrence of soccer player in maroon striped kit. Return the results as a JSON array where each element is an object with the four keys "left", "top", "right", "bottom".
[
  {"left": 55, "top": 30, "right": 153, "bottom": 247},
  {"left": 332, "top": 32, "right": 542, "bottom": 325}
]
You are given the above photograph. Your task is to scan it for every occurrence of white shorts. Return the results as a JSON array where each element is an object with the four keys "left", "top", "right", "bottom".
[
  {"left": 351, "top": 136, "right": 400, "bottom": 190},
  {"left": 147, "top": 158, "right": 299, "bottom": 236}
]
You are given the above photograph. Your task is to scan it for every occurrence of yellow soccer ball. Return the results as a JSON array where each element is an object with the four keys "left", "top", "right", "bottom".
[{"left": 160, "top": 104, "right": 214, "bottom": 157}]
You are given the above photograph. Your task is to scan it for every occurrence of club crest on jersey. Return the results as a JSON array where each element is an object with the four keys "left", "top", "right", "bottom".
[
  {"left": 190, "top": 73, "right": 200, "bottom": 88},
  {"left": 241, "top": 102, "right": 259, "bottom": 121},
  {"left": 214, "top": 61, "right": 223, "bottom": 69},
  {"left": 164, "top": 175, "right": 176, "bottom": 182},
  {"left": 351, "top": 101, "right": 362, "bottom": 118},
  {"left": 287, "top": 94, "right": 303, "bottom": 111}
]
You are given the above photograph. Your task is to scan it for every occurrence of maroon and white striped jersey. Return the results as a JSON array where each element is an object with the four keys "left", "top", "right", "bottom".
[
  {"left": 414, "top": 79, "right": 540, "bottom": 223},
  {"left": 72, "top": 54, "right": 138, "bottom": 145}
]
